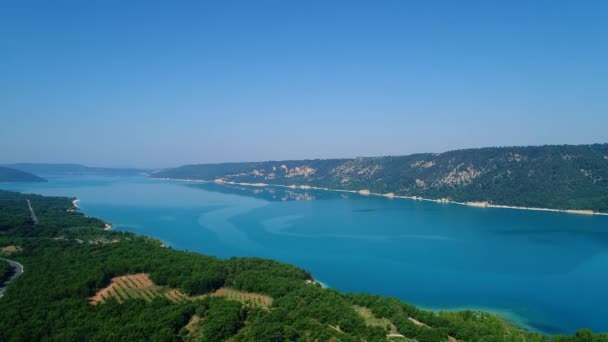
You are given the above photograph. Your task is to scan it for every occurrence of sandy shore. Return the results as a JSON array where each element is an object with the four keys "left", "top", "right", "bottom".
[
  {"left": 152, "top": 177, "right": 608, "bottom": 216},
  {"left": 455, "top": 201, "right": 607, "bottom": 216}
]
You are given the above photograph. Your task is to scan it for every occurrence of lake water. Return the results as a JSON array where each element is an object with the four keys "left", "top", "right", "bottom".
[{"left": 2, "top": 175, "right": 608, "bottom": 334}]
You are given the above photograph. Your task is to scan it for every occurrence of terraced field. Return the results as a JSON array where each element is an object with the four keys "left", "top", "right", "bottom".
[
  {"left": 89, "top": 273, "right": 188, "bottom": 304},
  {"left": 210, "top": 287, "right": 272, "bottom": 309},
  {"left": 90, "top": 273, "right": 272, "bottom": 309}
]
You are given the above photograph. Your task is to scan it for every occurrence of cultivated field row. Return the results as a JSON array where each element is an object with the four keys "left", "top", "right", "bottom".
[{"left": 90, "top": 273, "right": 272, "bottom": 309}]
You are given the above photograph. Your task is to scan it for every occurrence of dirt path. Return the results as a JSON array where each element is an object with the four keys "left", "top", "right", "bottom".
[{"left": 26, "top": 199, "right": 38, "bottom": 225}]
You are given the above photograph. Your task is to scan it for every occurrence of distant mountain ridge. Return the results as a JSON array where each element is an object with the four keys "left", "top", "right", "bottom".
[
  {"left": 152, "top": 144, "right": 608, "bottom": 213},
  {"left": 2, "top": 163, "right": 148, "bottom": 176},
  {"left": 0, "top": 167, "right": 46, "bottom": 183}
]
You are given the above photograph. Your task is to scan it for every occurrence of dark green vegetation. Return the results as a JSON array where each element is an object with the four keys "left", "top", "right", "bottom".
[
  {"left": 2, "top": 163, "right": 147, "bottom": 177},
  {"left": 0, "top": 259, "right": 11, "bottom": 284},
  {"left": 0, "top": 166, "right": 46, "bottom": 183},
  {"left": 0, "top": 190, "right": 607, "bottom": 341},
  {"left": 153, "top": 144, "right": 608, "bottom": 212}
]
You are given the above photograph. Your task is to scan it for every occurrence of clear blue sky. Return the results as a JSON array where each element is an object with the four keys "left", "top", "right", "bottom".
[{"left": 1, "top": 0, "right": 607, "bottom": 168}]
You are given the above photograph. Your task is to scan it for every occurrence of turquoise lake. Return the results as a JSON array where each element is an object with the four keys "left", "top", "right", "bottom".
[{"left": 2, "top": 175, "right": 608, "bottom": 334}]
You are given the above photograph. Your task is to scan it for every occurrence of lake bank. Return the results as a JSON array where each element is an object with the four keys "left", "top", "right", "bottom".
[
  {"left": 3, "top": 176, "right": 608, "bottom": 334},
  {"left": 151, "top": 177, "right": 608, "bottom": 216}
]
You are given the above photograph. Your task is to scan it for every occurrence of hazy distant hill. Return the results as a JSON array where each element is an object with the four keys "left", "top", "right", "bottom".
[
  {"left": 3, "top": 163, "right": 148, "bottom": 177},
  {"left": 0, "top": 166, "right": 46, "bottom": 183},
  {"left": 153, "top": 144, "right": 608, "bottom": 212}
]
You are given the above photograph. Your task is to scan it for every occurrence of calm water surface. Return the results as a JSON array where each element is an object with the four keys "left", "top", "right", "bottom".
[{"left": 2, "top": 175, "right": 608, "bottom": 334}]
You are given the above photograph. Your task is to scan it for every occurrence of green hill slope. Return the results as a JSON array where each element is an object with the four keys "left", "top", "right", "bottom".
[
  {"left": 152, "top": 144, "right": 608, "bottom": 212},
  {"left": 0, "top": 166, "right": 46, "bottom": 183}
]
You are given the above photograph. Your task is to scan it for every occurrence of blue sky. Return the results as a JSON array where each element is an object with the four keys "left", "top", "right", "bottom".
[{"left": 1, "top": 0, "right": 607, "bottom": 168}]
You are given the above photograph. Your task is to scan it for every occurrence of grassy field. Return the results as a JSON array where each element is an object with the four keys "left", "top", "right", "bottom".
[
  {"left": 353, "top": 305, "right": 400, "bottom": 334},
  {"left": 183, "top": 315, "right": 203, "bottom": 341},
  {"left": 0, "top": 245, "right": 21, "bottom": 256}
]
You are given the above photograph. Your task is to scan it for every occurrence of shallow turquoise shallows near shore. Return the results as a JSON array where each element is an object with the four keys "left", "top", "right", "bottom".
[{"left": 2, "top": 175, "right": 608, "bottom": 335}]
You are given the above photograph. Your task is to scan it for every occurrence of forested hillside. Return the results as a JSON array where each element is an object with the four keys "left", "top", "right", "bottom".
[
  {"left": 0, "top": 166, "right": 46, "bottom": 183},
  {"left": 0, "top": 190, "right": 607, "bottom": 340},
  {"left": 152, "top": 144, "right": 608, "bottom": 212}
]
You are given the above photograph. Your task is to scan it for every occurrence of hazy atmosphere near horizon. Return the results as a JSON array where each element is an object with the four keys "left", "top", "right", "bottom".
[
  {"left": 1, "top": 1, "right": 607, "bottom": 168},
  {"left": 2, "top": 1, "right": 608, "bottom": 341}
]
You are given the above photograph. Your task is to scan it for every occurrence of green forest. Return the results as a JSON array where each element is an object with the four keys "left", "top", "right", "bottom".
[
  {"left": 0, "top": 189, "right": 607, "bottom": 341},
  {"left": 153, "top": 144, "right": 608, "bottom": 212}
]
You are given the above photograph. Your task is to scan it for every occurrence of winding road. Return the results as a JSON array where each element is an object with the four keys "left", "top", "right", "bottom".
[{"left": 0, "top": 259, "right": 24, "bottom": 298}]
